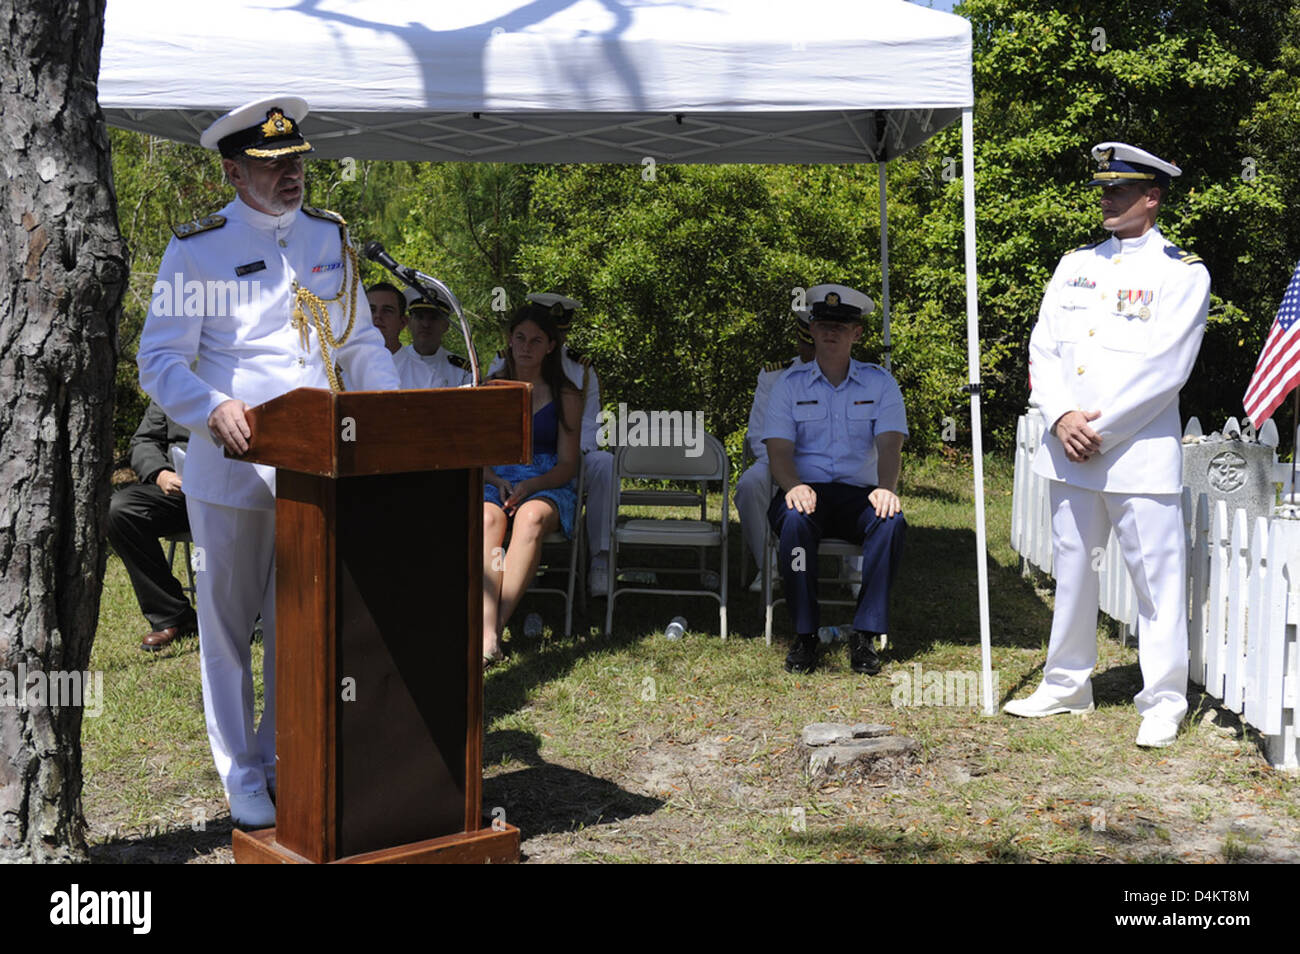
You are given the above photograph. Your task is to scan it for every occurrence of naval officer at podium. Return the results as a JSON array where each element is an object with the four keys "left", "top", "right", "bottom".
[{"left": 137, "top": 95, "right": 400, "bottom": 829}]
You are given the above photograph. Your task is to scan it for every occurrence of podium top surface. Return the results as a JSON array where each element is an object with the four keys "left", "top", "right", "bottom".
[{"left": 234, "top": 383, "right": 532, "bottom": 477}]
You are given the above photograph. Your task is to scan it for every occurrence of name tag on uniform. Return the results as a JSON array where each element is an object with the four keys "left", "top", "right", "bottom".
[
  {"left": 853, "top": 400, "right": 875, "bottom": 405},
  {"left": 235, "top": 260, "right": 266, "bottom": 276},
  {"left": 796, "top": 400, "right": 819, "bottom": 405}
]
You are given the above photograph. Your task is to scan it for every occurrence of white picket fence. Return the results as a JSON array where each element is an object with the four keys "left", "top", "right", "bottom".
[{"left": 1012, "top": 413, "right": 1300, "bottom": 769}]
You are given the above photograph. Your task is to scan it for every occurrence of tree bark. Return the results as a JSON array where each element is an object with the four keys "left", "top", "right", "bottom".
[{"left": 0, "top": 0, "right": 125, "bottom": 861}]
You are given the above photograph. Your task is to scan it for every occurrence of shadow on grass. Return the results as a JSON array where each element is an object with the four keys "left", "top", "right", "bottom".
[
  {"left": 483, "top": 730, "right": 663, "bottom": 840},
  {"left": 784, "top": 825, "right": 1046, "bottom": 862},
  {"left": 904, "top": 481, "right": 965, "bottom": 505},
  {"left": 90, "top": 820, "right": 237, "bottom": 864}
]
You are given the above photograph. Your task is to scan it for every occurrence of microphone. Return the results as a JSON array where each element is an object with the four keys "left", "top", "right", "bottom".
[
  {"left": 363, "top": 241, "right": 410, "bottom": 279},
  {"left": 362, "top": 241, "right": 482, "bottom": 386}
]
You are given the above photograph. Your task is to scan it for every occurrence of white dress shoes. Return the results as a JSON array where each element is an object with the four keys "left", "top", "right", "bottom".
[
  {"left": 1003, "top": 687, "right": 1095, "bottom": 718},
  {"left": 1135, "top": 715, "right": 1179, "bottom": 748},
  {"left": 228, "top": 790, "right": 276, "bottom": 829}
]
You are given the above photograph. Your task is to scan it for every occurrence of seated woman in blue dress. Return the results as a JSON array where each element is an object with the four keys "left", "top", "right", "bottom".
[{"left": 482, "top": 302, "right": 583, "bottom": 663}]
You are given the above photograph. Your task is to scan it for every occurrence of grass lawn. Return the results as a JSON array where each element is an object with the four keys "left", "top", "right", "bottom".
[{"left": 84, "top": 451, "right": 1300, "bottom": 862}]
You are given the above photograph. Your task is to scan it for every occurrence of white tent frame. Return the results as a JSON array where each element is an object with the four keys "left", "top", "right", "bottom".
[{"left": 100, "top": 1, "right": 996, "bottom": 713}]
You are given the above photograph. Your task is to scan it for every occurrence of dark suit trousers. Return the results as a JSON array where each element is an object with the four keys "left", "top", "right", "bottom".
[
  {"left": 768, "top": 482, "right": 906, "bottom": 635},
  {"left": 107, "top": 483, "right": 194, "bottom": 629}
]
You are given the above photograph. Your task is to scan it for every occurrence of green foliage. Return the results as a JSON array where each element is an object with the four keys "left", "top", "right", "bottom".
[{"left": 108, "top": 130, "right": 224, "bottom": 459}]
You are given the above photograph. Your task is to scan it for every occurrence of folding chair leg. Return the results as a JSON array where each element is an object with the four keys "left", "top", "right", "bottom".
[
  {"left": 184, "top": 541, "right": 196, "bottom": 601},
  {"left": 763, "top": 530, "right": 774, "bottom": 645}
]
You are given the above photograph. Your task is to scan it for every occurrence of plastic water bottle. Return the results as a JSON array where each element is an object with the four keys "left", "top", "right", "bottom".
[
  {"left": 523, "top": 612, "right": 544, "bottom": 638},
  {"left": 817, "top": 625, "right": 839, "bottom": 644},
  {"left": 665, "top": 617, "right": 687, "bottom": 641}
]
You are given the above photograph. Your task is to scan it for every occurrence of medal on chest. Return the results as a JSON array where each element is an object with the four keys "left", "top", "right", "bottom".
[{"left": 1115, "top": 288, "right": 1153, "bottom": 321}]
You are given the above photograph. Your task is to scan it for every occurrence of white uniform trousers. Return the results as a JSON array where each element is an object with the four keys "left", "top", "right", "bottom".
[
  {"left": 584, "top": 450, "right": 614, "bottom": 556},
  {"left": 1043, "top": 483, "right": 1188, "bottom": 723},
  {"left": 735, "top": 461, "right": 774, "bottom": 571},
  {"left": 186, "top": 498, "right": 277, "bottom": 796}
]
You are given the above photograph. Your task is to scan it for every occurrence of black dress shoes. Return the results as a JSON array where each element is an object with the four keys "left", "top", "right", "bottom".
[
  {"left": 785, "top": 634, "right": 819, "bottom": 674},
  {"left": 850, "top": 631, "right": 882, "bottom": 675}
]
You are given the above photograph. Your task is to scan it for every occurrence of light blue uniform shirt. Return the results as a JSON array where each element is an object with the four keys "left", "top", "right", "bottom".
[{"left": 762, "top": 358, "right": 908, "bottom": 487}]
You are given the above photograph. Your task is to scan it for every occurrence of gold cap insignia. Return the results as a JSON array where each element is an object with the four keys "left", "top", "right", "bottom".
[
  {"left": 825, "top": 292, "right": 840, "bottom": 307},
  {"left": 1098, "top": 147, "right": 1114, "bottom": 170},
  {"left": 261, "top": 109, "right": 294, "bottom": 139},
  {"left": 550, "top": 302, "right": 565, "bottom": 318}
]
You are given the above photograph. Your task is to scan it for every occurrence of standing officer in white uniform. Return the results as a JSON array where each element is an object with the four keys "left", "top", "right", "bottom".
[
  {"left": 487, "top": 293, "right": 614, "bottom": 594},
  {"left": 736, "top": 312, "right": 815, "bottom": 591},
  {"left": 137, "top": 96, "right": 401, "bottom": 827},
  {"left": 1004, "top": 143, "right": 1210, "bottom": 748},
  {"left": 764, "top": 284, "right": 908, "bottom": 675},
  {"left": 399, "top": 286, "right": 472, "bottom": 388}
]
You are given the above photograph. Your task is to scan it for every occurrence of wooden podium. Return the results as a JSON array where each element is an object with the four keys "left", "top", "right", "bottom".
[{"left": 228, "top": 384, "right": 530, "bottom": 864}]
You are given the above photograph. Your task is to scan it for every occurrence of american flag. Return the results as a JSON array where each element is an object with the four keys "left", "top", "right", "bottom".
[{"left": 1243, "top": 261, "right": 1300, "bottom": 428}]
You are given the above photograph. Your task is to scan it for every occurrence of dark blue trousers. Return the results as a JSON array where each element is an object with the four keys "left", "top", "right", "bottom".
[{"left": 767, "top": 482, "right": 906, "bottom": 635}]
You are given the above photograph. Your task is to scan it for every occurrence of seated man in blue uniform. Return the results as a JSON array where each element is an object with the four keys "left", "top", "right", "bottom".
[{"left": 764, "top": 284, "right": 908, "bottom": 674}]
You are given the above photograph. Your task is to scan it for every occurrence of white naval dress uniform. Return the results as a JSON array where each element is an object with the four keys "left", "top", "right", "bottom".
[
  {"left": 1028, "top": 226, "right": 1209, "bottom": 723},
  {"left": 137, "top": 196, "right": 401, "bottom": 797},
  {"left": 390, "top": 345, "right": 438, "bottom": 389},
  {"left": 403, "top": 344, "right": 472, "bottom": 389},
  {"left": 736, "top": 357, "right": 800, "bottom": 570},
  {"left": 488, "top": 345, "right": 612, "bottom": 552}
]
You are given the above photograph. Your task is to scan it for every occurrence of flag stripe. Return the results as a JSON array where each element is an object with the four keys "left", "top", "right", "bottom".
[{"left": 1243, "top": 261, "right": 1300, "bottom": 428}]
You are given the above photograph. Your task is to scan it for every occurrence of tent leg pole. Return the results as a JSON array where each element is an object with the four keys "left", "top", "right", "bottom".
[
  {"left": 879, "top": 162, "right": 891, "bottom": 371},
  {"left": 961, "top": 107, "right": 995, "bottom": 716}
]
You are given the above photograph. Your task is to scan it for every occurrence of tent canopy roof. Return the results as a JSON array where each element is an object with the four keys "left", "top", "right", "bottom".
[{"left": 100, "top": 0, "right": 972, "bottom": 163}]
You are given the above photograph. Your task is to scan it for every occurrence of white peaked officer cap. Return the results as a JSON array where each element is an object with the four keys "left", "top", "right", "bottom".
[
  {"left": 806, "top": 284, "right": 874, "bottom": 322},
  {"left": 1088, "top": 142, "right": 1182, "bottom": 188},
  {"left": 526, "top": 293, "right": 581, "bottom": 312},
  {"left": 404, "top": 285, "right": 452, "bottom": 314},
  {"left": 199, "top": 95, "right": 312, "bottom": 159},
  {"left": 525, "top": 293, "right": 581, "bottom": 329}
]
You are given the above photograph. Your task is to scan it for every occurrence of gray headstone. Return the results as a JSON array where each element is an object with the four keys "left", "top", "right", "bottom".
[{"left": 1183, "top": 424, "right": 1276, "bottom": 525}]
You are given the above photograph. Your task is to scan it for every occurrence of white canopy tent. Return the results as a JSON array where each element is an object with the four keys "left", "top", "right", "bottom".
[{"left": 100, "top": 0, "right": 995, "bottom": 712}]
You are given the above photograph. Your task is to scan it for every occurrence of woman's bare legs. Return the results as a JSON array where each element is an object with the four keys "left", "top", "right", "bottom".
[
  {"left": 497, "top": 499, "right": 560, "bottom": 630},
  {"left": 482, "top": 502, "right": 509, "bottom": 660}
]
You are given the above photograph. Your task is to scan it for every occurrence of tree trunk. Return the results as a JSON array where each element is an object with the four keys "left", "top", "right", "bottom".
[{"left": 0, "top": 0, "right": 126, "bottom": 862}]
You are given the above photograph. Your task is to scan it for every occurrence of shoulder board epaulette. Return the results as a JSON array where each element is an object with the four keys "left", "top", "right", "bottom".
[
  {"left": 302, "top": 205, "right": 346, "bottom": 225},
  {"left": 171, "top": 214, "right": 226, "bottom": 240},
  {"left": 1072, "top": 240, "right": 1102, "bottom": 252},
  {"left": 764, "top": 359, "right": 795, "bottom": 373},
  {"left": 567, "top": 351, "right": 593, "bottom": 367},
  {"left": 496, "top": 349, "right": 506, "bottom": 360},
  {"left": 1164, "top": 244, "right": 1203, "bottom": 265},
  {"left": 448, "top": 353, "right": 469, "bottom": 369}
]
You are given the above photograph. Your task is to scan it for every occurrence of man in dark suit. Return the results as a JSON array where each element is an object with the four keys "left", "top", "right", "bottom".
[{"left": 107, "top": 401, "right": 195, "bottom": 651}]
